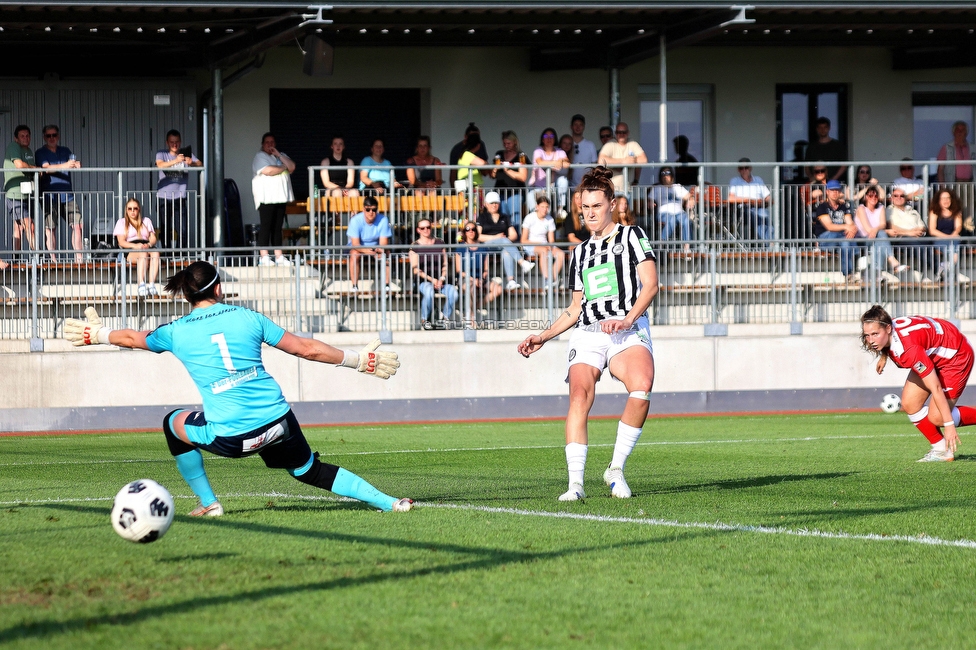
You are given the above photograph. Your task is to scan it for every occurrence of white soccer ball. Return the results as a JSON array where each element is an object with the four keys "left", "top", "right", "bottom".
[
  {"left": 110, "top": 479, "right": 174, "bottom": 543},
  {"left": 881, "top": 393, "right": 902, "bottom": 414}
]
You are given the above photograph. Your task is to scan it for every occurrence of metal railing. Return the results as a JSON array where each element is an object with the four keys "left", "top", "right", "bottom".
[{"left": 4, "top": 237, "right": 976, "bottom": 343}]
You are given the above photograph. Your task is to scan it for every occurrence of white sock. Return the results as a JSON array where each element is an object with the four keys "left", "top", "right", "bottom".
[
  {"left": 610, "top": 422, "right": 643, "bottom": 470},
  {"left": 566, "top": 442, "right": 587, "bottom": 487},
  {"left": 933, "top": 438, "right": 948, "bottom": 452}
]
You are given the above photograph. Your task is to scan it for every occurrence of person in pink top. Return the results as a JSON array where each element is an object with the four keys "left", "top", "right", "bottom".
[
  {"left": 937, "top": 121, "right": 974, "bottom": 183},
  {"left": 113, "top": 197, "right": 161, "bottom": 296},
  {"left": 854, "top": 185, "right": 908, "bottom": 279},
  {"left": 527, "top": 127, "right": 570, "bottom": 217}
]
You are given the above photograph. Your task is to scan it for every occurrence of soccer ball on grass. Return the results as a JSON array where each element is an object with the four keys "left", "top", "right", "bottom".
[
  {"left": 880, "top": 393, "right": 902, "bottom": 414},
  {"left": 111, "top": 479, "right": 174, "bottom": 543}
]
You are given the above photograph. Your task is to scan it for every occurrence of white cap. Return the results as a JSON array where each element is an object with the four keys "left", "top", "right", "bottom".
[{"left": 484, "top": 191, "right": 501, "bottom": 204}]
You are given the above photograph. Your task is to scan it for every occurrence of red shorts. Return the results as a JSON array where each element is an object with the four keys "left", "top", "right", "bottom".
[{"left": 936, "top": 344, "right": 975, "bottom": 400}]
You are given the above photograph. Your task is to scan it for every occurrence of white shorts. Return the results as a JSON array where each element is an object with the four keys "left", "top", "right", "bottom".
[{"left": 567, "top": 315, "right": 653, "bottom": 379}]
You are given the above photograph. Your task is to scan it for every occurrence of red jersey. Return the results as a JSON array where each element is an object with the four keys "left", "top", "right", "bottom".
[{"left": 887, "top": 316, "right": 973, "bottom": 393}]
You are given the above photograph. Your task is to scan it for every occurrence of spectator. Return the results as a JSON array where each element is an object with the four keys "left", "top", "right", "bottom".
[
  {"left": 852, "top": 164, "right": 885, "bottom": 205},
  {"left": 612, "top": 193, "right": 637, "bottom": 226},
  {"left": 813, "top": 180, "right": 859, "bottom": 284},
  {"left": 477, "top": 191, "right": 535, "bottom": 291},
  {"left": 559, "top": 134, "right": 574, "bottom": 159},
  {"left": 521, "top": 194, "right": 564, "bottom": 289},
  {"left": 347, "top": 196, "right": 393, "bottom": 291},
  {"left": 3, "top": 125, "right": 36, "bottom": 261},
  {"left": 528, "top": 127, "right": 570, "bottom": 217},
  {"left": 319, "top": 136, "right": 359, "bottom": 198},
  {"left": 456, "top": 219, "right": 503, "bottom": 324},
  {"left": 409, "top": 218, "right": 457, "bottom": 329},
  {"left": 456, "top": 131, "right": 488, "bottom": 193},
  {"left": 359, "top": 138, "right": 400, "bottom": 195},
  {"left": 35, "top": 124, "right": 83, "bottom": 261},
  {"left": 114, "top": 198, "right": 161, "bottom": 296},
  {"left": 727, "top": 158, "right": 772, "bottom": 241},
  {"left": 806, "top": 163, "right": 829, "bottom": 204},
  {"left": 854, "top": 185, "right": 909, "bottom": 279},
  {"left": 598, "top": 122, "right": 647, "bottom": 193},
  {"left": 937, "top": 121, "right": 975, "bottom": 184},
  {"left": 886, "top": 188, "right": 928, "bottom": 271},
  {"left": 648, "top": 167, "right": 693, "bottom": 245},
  {"left": 155, "top": 129, "right": 202, "bottom": 251},
  {"left": 569, "top": 114, "right": 598, "bottom": 189},
  {"left": 405, "top": 136, "right": 443, "bottom": 194},
  {"left": 804, "top": 116, "right": 847, "bottom": 182},
  {"left": 252, "top": 132, "right": 294, "bottom": 266},
  {"left": 566, "top": 188, "right": 589, "bottom": 247},
  {"left": 672, "top": 135, "right": 700, "bottom": 187},
  {"left": 782, "top": 139, "right": 808, "bottom": 184},
  {"left": 490, "top": 130, "right": 528, "bottom": 226},
  {"left": 449, "top": 123, "right": 487, "bottom": 187},
  {"left": 929, "top": 189, "right": 968, "bottom": 283},
  {"left": 598, "top": 126, "right": 613, "bottom": 148},
  {"left": 892, "top": 158, "right": 925, "bottom": 200}
]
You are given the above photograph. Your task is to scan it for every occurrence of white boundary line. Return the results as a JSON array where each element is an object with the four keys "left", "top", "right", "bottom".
[
  {"left": 0, "top": 432, "right": 922, "bottom": 468},
  {"left": 5, "top": 491, "right": 976, "bottom": 551}
]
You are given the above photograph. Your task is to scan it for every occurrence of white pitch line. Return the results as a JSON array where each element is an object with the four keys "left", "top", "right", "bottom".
[
  {"left": 4, "top": 492, "right": 976, "bottom": 551},
  {"left": 0, "top": 432, "right": 923, "bottom": 468}
]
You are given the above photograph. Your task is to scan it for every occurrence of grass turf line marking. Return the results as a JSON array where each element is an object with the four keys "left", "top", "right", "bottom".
[
  {"left": 0, "top": 432, "right": 927, "bottom": 468},
  {"left": 5, "top": 492, "right": 976, "bottom": 551}
]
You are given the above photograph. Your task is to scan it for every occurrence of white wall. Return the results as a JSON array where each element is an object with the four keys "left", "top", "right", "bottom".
[{"left": 222, "top": 44, "right": 975, "bottom": 225}]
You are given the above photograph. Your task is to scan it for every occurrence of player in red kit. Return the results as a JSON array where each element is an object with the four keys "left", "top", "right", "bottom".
[{"left": 860, "top": 305, "right": 976, "bottom": 461}]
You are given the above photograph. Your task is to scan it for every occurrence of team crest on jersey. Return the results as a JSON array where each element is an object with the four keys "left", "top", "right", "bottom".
[
  {"left": 612, "top": 243, "right": 624, "bottom": 255},
  {"left": 568, "top": 349, "right": 576, "bottom": 361},
  {"left": 913, "top": 361, "right": 927, "bottom": 374}
]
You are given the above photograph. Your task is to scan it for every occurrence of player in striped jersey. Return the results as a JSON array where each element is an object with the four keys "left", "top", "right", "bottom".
[
  {"left": 861, "top": 305, "right": 976, "bottom": 461},
  {"left": 63, "top": 261, "right": 413, "bottom": 515},
  {"left": 518, "top": 167, "right": 658, "bottom": 500}
]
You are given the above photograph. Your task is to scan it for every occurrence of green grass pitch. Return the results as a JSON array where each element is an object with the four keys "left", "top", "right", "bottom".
[{"left": 3, "top": 413, "right": 976, "bottom": 649}]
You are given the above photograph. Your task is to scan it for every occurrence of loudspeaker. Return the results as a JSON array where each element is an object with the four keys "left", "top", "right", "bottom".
[{"left": 302, "top": 35, "right": 334, "bottom": 76}]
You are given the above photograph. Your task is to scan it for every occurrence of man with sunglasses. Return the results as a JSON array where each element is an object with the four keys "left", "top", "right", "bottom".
[
  {"left": 598, "top": 122, "right": 647, "bottom": 193},
  {"left": 569, "top": 114, "right": 597, "bottom": 189},
  {"left": 728, "top": 158, "right": 771, "bottom": 241},
  {"left": 35, "top": 124, "right": 83, "bottom": 261},
  {"left": 886, "top": 189, "right": 928, "bottom": 258},
  {"left": 892, "top": 158, "right": 924, "bottom": 200},
  {"left": 347, "top": 196, "right": 393, "bottom": 292}
]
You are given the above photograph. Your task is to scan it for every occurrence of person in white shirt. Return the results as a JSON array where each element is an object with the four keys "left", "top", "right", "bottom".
[
  {"left": 727, "top": 158, "right": 772, "bottom": 241},
  {"left": 892, "top": 159, "right": 924, "bottom": 200},
  {"left": 520, "top": 194, "right": 564, "bottom": 288},
  {"left": 568, "top": 114, "right": 598, "bottom": 189}
]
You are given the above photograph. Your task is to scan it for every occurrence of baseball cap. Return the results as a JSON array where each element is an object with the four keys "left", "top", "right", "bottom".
[
  {"left": 485, "top": 191, "right": 501, "bottom": 204},
  {"left": 825, "top": 180, "right": 843, "bottom": 190}
]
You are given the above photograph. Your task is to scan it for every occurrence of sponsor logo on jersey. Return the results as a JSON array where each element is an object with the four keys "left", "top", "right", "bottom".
[
  {"left": 913, "top": 361, "right": 927, "bottom": 374},
  {"left": 243, "top": 422, "right": 286, "bottom": 451},
  {"left": 582, "top": 262, "right": 619, "bottom": 300},
  {"left": 210, "top": 365, "right": 259, "bottom": 394},
  {"left": 639, "top": 238, "right": 652, "bottom": 253},
  {"left": 568, "top": 349, "right": 577, "bottom": 362}
]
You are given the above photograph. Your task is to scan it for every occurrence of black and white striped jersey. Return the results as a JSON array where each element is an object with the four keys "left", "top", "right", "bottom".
[{"left": 570, "top": 224, "right": 656, "bottom": 326}]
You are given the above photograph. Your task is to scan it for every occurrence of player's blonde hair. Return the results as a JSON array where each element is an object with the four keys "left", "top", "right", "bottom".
[{"left": 860, "top": 304, "right": 893, "bottom": 357}]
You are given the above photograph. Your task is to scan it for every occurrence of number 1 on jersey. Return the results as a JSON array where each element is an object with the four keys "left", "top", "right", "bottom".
[{"left": 211, "top": 333, "right": 237, "bottom": 373}]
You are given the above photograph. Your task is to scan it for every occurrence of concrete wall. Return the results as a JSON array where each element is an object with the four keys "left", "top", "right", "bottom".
[
  {"left": 222, "top": 44, "right": 976, "bottom": 224},
  {"left": 0, "top": 323, "right": 926, "bottom": 432}
]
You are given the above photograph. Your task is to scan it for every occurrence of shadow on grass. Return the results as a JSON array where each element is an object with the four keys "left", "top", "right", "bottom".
[
  {"left": 155, "top": 552, "right": 238, "bottom": 563},
  {"left": 651, "top": 472, "right": 856, "bottom": 494},
  {"left": 0, "top": 503, "right": 731, "bottom": 643}
]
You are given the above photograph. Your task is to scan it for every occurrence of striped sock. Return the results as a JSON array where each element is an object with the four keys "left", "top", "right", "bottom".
[
  {"left": 908, "top": 407, "right": 943, "bottom": 444},
  {"left": 954, "top": 406, "right": 976, "bottom": 427}
]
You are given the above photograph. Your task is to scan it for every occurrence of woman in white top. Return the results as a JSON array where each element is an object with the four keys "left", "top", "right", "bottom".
[
  {"left": 527, "top": 127, "right": 570, "bottom": 217},
  {"left": 520, "top": 193, "right": 564, "bottom": 287},
  {"left": 113, "top": 197, "right": 161, "bottom": 296},
  {"left": 854, "top": 185, "right": 908, "bottom": 278}
]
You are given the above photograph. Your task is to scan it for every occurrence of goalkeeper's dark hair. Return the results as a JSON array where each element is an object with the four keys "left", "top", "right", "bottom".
[
  {"left": 859, "top": 304, "right": 893, "bottom": 356},
  {"left": 165, "top": 261, "right": 221, "bottom": 305}
]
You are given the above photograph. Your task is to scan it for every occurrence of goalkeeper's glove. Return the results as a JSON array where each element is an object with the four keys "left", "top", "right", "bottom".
[
  {"left": 339, "top": 339, "right": 400, "bottom": 379},
  {"left": 63, "top": 307, "right": 113, "bottom": 346}
]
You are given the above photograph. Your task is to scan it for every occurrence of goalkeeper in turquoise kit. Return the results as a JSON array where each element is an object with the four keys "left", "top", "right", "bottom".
[{"left": 64, "top": 261, "right": 412, "bottom": 516}]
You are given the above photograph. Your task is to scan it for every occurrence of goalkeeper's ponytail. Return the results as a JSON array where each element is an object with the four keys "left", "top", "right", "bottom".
[{"left": 165, "top": 261, "right": 221, "bottom": 305}]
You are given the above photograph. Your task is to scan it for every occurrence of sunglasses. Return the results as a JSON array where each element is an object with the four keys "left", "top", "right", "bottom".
[
  {"left": 738, "top": 166, "right": 751, "bottom": 171},
  {"left": 600, "top": 133, "right": 612, "bottom": 139},
  {"left": 615, "top": 130, "right": 628, "bottom": 135},
  {"left": 814, "top": 169, "right": 827, "bottom": 174},
  {"left": 464, "top": 227, "right": 477, "bottom": 232},
  {"left": 858, "top": 169, "right": 870, "bottom": 174},
  {"left": 891, "top": 193, "right": 905, "bottom": 198},
  {"left": 364, "top": 207, "right": 377, "bottom": 212},
  {"left": 417, "top": 225, "right": 431, "bottom": 230},
  {"left": 900, "top": 166, "right": 913, "bottom": 171},
  {"left": 126, "top": 206, "right": 140, "bottom": 211},
  {"left": 543, "top": 134, "right": 555, "bottom": 140},
  {"left": 44, "top": 133, "right": 59, "bottom": 138}
]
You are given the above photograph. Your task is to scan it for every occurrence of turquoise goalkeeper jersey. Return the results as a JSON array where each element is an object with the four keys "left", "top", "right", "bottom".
[{"left": 146, "top": 303, "right": 289, "bottom": 439}]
